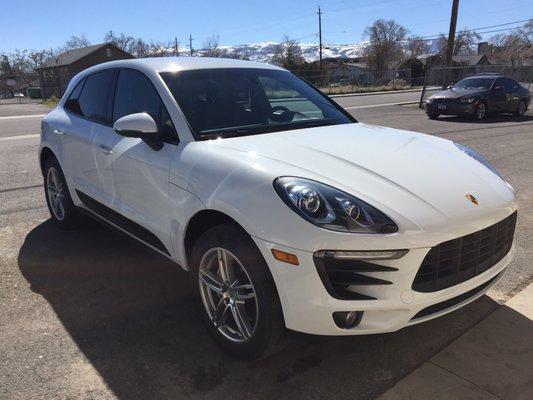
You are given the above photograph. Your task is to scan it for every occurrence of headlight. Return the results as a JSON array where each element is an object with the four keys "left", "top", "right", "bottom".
[
  {"left": 273, "top": 177, "right": 398, "bottom": 233},
  {"left": 459, "top": 97, "right": 476, "bottom": 103},
  {"left": 454, "top": 143, "right": 503, "bottom": 179}
]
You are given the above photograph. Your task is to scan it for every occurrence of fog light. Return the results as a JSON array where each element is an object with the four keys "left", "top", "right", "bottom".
[{"left": 333, "top": 311, "right": 363, "bottom": 329}]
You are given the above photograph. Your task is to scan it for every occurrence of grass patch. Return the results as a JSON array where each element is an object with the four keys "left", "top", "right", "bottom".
[
  {"left": 320, "top": 83, "right": 417, "bottom": 95},
  {"left": 42, "top": 96, "right": 59, "bottom": 108}
]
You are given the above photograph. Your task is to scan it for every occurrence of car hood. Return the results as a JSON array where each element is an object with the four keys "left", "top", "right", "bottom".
[
  {"left": 207, "top": 123, "right": 515, "bottom": 226},
  {"left": 430, "top": 87, "right": 487, "bottom": 99}
]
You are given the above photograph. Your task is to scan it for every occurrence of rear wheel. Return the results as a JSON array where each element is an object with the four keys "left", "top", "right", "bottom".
[
  {"left": 474, "top": 102, "right": 487, "bottom": 120},
  {"left": 190, "top": 223, "right": 285, "bottom": 359},
  {"left": 43, "top": 157, "right": 83, "bottom": 229},
  {"left": 514, "top": 99, "right": 526, "bottom": 116}
]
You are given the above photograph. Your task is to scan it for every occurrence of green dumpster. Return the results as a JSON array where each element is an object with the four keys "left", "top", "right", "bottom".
[{"left": 26, "top": 87, "right": 42, "bottom": 99}]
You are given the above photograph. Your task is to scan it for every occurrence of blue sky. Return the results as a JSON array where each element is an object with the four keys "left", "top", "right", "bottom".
[{"left": 0, "top": 0, "right": 531, "bottom": 52}]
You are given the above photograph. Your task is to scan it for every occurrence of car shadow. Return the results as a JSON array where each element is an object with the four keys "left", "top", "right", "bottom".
[
  {"left": 19, "top": 220, "right": 504, "bottom": 400},
  {"left": 435, "top": 113, "right": 533, "bottom": 124}
]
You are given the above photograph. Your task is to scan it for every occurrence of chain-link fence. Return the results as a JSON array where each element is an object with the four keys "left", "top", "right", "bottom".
[
  {"left": 302, "top": 68, "right": 416, "bottom": 95},
  {"left": 419, "top": 65, "right": 533, "bottom": 108}
]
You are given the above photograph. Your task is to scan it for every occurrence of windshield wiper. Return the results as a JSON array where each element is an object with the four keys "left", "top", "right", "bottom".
[{"left": 200, "top": 118, "right": 342, "bottom": 140}]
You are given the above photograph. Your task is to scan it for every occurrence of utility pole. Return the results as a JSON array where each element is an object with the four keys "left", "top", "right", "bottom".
[
  {"left": 174, "top": 37, "right": 179, "bottom": 57},
  {"left": 445, "top": 0, "right": 459, "bottom": 85},
  {"left": 317, "top": 5, "right": 323, "bottom": 71},
  {"left": 189, "top": 34, "right": 194, "bottom": 57}
]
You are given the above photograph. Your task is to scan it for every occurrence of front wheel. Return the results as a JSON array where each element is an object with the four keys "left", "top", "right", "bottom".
[
  {"left": 190, "top": 223, "right": 285, "bottom": 359},
  {"left": 427, "top": 112, "right": 439, "bottom": 119}
]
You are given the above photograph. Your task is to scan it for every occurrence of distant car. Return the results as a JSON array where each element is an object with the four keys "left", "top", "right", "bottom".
[
  {"left": 13, "top": 92, "right": 25, "bottom": 98},
  {"left": 425, "top": 74, "right": 530, "bottom": 120},
  {"left": 40, "top": 58, "right": 517, "bottom": 358}
]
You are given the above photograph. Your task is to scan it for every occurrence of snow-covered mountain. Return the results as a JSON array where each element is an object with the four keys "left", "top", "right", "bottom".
[{"left": 190, "top": 42, "right": 368, "bottom": 63}]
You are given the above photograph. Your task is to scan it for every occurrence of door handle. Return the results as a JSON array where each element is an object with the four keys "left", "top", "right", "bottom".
[
  {"left": 52, "top": 129, "right": 65, "bottom": 135},
  {"left": 98, "top": 144, "right": 113, "bottom": 155}
]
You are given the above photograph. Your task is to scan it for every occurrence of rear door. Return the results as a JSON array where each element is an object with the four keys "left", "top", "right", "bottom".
[
  {"left": 490, "top": 78, "right": 508, "bottom": 112},
  {"left": 62, "top": 70, "right": 116, "bottom": 202},
  {"left": 94, "top": 68, "right": 179, "bottom": 256},
  {"left": 502, "top": 78, "right": 521, "bottom": 112}
]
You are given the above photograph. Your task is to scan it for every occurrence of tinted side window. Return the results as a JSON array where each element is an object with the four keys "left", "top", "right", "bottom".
[
  {"left": 64, "top": 79, "right": 85, "bottom": 115},
  {"left": 77, "top": 70, "right": 115, "bottom": 124},
  {"left": 503, "top": 78, "right": 519, "bottom": 90},
  {"left": 113, "top": 69, "right": 177, "bottom": 143}
]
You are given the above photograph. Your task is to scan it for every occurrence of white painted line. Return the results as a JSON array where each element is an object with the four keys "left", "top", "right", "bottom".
[
  {"left": 0, "top": 114, "right": 46, "bottom": 121},
  {"left": 0, "top": 134, "right": 40, "bottom": 141},
  {"left": 343, "top": 101, "right": 418, "bottom": 110}
]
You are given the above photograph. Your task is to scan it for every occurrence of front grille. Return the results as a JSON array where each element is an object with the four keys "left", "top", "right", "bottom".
[
  {"left": 411, "top": 272, "right": 502, "bottom": 320},
  {"left": 313, "top": 252, "right": 398, "bottom": 300},
  {"left": 412, "top": 212, "right": 517, "bottom": 293}
]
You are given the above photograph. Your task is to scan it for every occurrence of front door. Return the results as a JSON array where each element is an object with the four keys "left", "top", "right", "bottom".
[{"left": 94, "top": 68, "right": 180, "bottom": 256}]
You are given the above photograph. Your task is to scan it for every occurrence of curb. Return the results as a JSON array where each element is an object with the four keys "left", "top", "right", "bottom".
[
  {"left": 329, "top": 87, "right": 431, "bottom": 98},
  {"left": 377, "top": 281, "right": 533, "bottom": 400}
]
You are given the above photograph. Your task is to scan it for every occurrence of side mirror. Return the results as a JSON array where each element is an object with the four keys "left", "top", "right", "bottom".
[
  {"left": 113, "top": 112, "right": 158, "bottom": 138},
  {"left": 446, "top": 85, "right": 452, "bottom": 90}
]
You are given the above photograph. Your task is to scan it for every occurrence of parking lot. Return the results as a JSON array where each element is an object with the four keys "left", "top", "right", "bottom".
[{"left": 1, "top": 92, "right": 532, "bottom": 399}]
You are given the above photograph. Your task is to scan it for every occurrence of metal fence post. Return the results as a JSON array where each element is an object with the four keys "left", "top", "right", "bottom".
[{"left": 419, "top": 65, "right": 430, "bottom": 109}]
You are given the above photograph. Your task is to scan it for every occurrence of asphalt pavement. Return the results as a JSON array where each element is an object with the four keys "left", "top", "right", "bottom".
[{"left": 0, "top": 93, "right": 532, "bottom": 399}]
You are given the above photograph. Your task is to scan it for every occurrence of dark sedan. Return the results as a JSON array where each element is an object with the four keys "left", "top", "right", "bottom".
[{"left": 425, "top": 74, "right": 530, "bottom": 120}]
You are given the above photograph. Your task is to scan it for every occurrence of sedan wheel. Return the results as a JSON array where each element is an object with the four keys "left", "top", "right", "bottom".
[
  {"left": 516, "top": 100, "right": 526, "bottom": 116},
  {"left": 475, "top": 102, "right": 487, "bottom": 120},
  {"left": 198, "top": 247, "right": 259, "bottom": 343}
]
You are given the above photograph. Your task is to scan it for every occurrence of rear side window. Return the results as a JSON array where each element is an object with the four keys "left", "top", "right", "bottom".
[
  {"left": 113, "top": 69, "right": 178, "bottom": 143},
  {"left": 503, "top": 78, "right": 519, "bottom": 90},
  {"left": 76, "top": 70, "right": 115, "bottom": 124},
  {"left": 64, "top": 79, "right": 85, "bottom": 115}
]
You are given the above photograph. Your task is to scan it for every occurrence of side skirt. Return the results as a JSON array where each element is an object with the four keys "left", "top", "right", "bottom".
[{"left": 76, "top": 189, "right": 172, "bottom": 257}]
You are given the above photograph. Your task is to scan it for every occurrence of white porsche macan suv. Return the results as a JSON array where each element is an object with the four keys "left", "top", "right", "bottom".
[{"left": 39, "top": 58, "right": 517, "bottom": 358}]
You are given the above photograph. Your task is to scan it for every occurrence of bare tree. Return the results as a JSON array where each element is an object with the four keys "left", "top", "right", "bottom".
[
  {"left": 489, "top": 32, "right": 531, "bottom": 66},
  {"left": 202, "top": 35, "right": 222, "bottom": 57},
  {"left": 104, "top": 30, "right": 135, "bottom": 52},
  {"left": 62, "top": 35, "right": 91, "bottom": 50},
  {"left": 270, "top": 36, "right": 304, "bottom": 71},
  {"left": 363, "top": 19, "right": 408, "bottom": 70},
  {"left": 436, "top": 29, "right": 481, "bottom": 56},
  {"left": 406, "top": 36, "right": 430, "bottom": 57},
  {"left": 516, "top": 18, "right": 533, "bottom": 47}
]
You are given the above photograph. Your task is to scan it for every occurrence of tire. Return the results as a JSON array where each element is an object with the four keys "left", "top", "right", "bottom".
[
  {"left": 514, "top": 99, "right": 527, "bottom": 116},
  {"left": 473, "top": 102, "right": 487, "bottom": 120},
  {"left": 43, "top": 157, "right": 84, "bottom": 229},
  {"left": 189, "top": 223, "right": 285, "bottom": 359},
  {"left": 427, "top": 112, "right": 439, "bottom": 119}
]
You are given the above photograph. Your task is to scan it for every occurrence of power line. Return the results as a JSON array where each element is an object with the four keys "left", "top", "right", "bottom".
[{"left": 418, "top": 19, "right": 530, "bottom": 40}]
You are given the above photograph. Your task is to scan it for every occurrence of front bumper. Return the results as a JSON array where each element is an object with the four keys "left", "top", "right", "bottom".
[
  {"left": 426, "top": 100, "right": 476, "bottom": 116},
  {"left": 253, "top": 212, "right": 516, "bottom": 336}
]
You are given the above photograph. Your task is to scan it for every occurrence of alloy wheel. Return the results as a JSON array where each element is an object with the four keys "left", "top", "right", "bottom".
[
  {"left": 518, "top": 101, "right": 526, "bottom": 115},
  {"left": 476, "top": 103, "right": 486, "bottom": 120},
  {"left": 198, "top": 247, "right": 259, "bottom": 343},
  {"left": 46, "top": 167, "right": 65, "bottom": 221}
]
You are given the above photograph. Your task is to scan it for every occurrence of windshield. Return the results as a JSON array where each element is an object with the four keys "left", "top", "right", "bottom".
[
  {"left": 453, "top": 78, "right": 494, "bottom": 90},
  {"left": 160, "top": 68, "right": 354, "bottom": 139}
]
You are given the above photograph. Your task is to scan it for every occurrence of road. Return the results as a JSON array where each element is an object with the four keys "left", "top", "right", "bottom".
[{"left": 1, "top": 93, "right": 532, "bottom": 400}]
